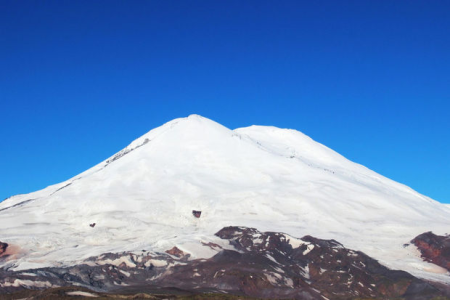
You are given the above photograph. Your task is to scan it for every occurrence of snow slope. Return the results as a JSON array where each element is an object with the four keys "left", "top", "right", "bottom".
[{"left": 1, "top": 114, "right": 449, "bottom": 282}]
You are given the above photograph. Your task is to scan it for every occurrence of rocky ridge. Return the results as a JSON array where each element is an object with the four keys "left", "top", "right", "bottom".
[{"left": 1, "top": 227, "right": 447, "bottom": 299}]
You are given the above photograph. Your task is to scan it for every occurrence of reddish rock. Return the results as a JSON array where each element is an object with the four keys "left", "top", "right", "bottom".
[
  {"left": 412, "top": 231, "right": 450, "bottom": 271},
  {"left": 165, "top": 246, "right": 186, "bottom": 258}
]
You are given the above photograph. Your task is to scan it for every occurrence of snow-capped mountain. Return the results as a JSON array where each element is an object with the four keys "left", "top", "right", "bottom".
[{"left": 1, "top": 114, "right": 449, "bottom": 285}]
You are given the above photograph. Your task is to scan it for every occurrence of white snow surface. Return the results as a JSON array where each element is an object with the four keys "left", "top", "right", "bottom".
[
  {"left": 66, "top": 291, "right": 99, "bottom": 297},
  {"left": 1, "top": 115, "right": 450, "bottom": 283}
]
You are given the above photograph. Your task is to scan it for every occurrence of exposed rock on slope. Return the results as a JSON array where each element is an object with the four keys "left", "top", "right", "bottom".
[
  {"left": 412, "top": 232, "right": 450, "bottom": 272},
  {"left": 0, "top": 242, "right": 7, "bottom": 256},
  {"left": 0, "top": 227, "right": 445, "bottom": 299},
  {"left": 166, "top": 246, "right": 188, "bottom": 258}
]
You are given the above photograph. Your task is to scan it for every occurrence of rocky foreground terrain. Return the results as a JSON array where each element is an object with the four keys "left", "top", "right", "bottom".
[{"left": 2, "top": 227, "right": 450, "bottom": 299}]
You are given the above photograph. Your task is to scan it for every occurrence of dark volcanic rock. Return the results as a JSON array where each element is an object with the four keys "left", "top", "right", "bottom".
[
  {"left": 214, "top": 226, "right": 442, "bottom": 299},
  {"left": 0, "top": 242, "right": 7, "bottom": 256},
  {"left": 0, "top": 227, "right": 446, "bottom": 299},
  {"left": 412, "top": 231, "right": 450, "bottom": 271}
]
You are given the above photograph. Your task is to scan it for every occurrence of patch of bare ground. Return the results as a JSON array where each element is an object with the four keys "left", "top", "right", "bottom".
[{"left": 0, "top": 286, "right": 261, "bottom": 300}]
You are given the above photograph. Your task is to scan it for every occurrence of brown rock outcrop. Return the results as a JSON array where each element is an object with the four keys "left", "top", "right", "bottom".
[
  {"left": 412, "top": 231, "right": 450, "bottom": 271},
  {"left": 165, "top": 246, "right": 186, "bottom": 258}
]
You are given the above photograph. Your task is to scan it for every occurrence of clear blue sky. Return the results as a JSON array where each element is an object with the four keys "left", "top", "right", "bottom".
[{"left": 1, "top": 1, "right": 449, "bottom": 203}]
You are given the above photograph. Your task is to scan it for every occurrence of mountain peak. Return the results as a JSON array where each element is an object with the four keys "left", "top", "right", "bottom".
[
  {"left": 187, "top": 113, "right": 207, "bottom": 120},
  {"left": 0, "top": 116, "right": 449, "bottom": 285}
]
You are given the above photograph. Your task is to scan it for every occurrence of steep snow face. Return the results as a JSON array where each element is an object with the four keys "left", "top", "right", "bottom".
[{"left": 1, "top": 115, "right": 449, "bottom": 282}]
